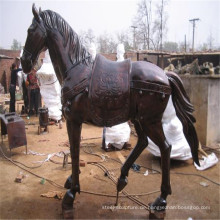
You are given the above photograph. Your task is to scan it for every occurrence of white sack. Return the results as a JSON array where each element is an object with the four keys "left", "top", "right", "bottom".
[
  {"left": 147, "top": 96, "right": 192, "bottom": 160},
  {"left": 37, "top": 51, "right": 62, "bottom": 121},
  {"left": 105, "top": 122, "right": 131, "bottom": 150}
]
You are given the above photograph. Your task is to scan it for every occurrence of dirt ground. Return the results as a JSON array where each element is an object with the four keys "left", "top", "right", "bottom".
[{"left": 0, "top": 114, "right": 219, "bottom": 220}]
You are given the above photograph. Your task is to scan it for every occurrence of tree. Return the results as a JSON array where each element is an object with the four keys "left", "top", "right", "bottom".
[
  {"left": 199, "top": 43, "right": 208, "bottom": 51},
  {"left": 179, "top": 41, "right": 190, "bottom": 52},
  {"left": 207, "top": 31, "right": 214, "bottom": 50},
  {"left": 133, "top": 0, "right": 169, "bottom": 51},
  {"left": 11, "top": 39, "right": 21, "bottom": 50},
  {"left": 133, "top": 0, "right": 153, "bottom": 50},
  {"left": 163, "top": 41, "right": 178, "bottom": 52},
  {"left": 96, "top": 32, "right": 117, "bottom": 53},
  {"left": 116, "top": 30, "right": 133, "bottom": 51},
  {"left": 79, "top": 29, "right": 96, "bottom": 48},
  {"left": 153, "top": 0, "right": 169, "bottom": 50}
]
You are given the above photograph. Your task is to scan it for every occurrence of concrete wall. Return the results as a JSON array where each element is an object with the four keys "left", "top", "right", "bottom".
[
  {"left": 180, "top": 75, "right": 220, "bottom": 145},
  {"left": 207, "top": 77, "right": 220, "bottom": 145}
]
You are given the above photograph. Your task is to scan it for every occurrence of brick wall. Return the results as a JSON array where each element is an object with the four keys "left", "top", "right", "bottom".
[
  {"left": 0, "top": 49, "right": 20, "bottom": 93},
  {"left": 101, "top": 53, "right": 117, "bottom": 61},
  {"left": 101, "top": 52, "right": 137, "bottom": 62}
]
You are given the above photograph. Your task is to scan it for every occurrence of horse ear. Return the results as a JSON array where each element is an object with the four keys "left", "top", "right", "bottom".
[
  {"left": 39, "top": 7, "right": 42, "bottom": 14},
  {"left": 32, "top": 3, "right": 40, "bottom": 23}
]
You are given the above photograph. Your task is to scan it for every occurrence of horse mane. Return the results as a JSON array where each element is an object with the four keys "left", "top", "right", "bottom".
[{"left": 39, "top": 10, "right": 92, "bottom": 67}]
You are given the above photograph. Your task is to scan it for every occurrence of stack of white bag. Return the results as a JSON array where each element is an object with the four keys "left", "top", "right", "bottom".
[
  {"left": 105, "top": 123, "right": 131, "bottom": 150},
  {"left": 147, "top": 96, "right": 192, "bottom": 160},
  {"left": 37, "top": 50, "right": 62, "bottom": 121}
]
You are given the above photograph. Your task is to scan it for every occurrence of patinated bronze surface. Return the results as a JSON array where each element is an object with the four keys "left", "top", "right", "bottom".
[
  {"left": 21, "top": 4, "right": 200, "bottom": 218},
  {"left": 89, "top": 54, "right": 131, "bottom": 126}
]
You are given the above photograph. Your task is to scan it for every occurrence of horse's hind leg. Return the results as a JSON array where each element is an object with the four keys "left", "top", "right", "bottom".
[
  {"left": 117, "top": 121, "right": 148, "bottom": 191},
  {"left": 146, "top": 122, "right": 172, "bottom": 212},
  {"left": 62, "top": 120, "right": 82, "bottom": 217}
]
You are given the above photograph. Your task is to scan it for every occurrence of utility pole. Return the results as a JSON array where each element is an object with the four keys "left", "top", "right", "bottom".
[
  {"left": 189, "top": 18, "right": 200, "bottom": 52},
  {"left": 131, "top": 26, "right": 137, "bottom": 50}
]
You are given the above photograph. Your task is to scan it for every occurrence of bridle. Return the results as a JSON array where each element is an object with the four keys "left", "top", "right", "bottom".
[
  {"left": 24, "top": 18, "right": 92, "bottom": 89},
  {"left": 23, "top": 19, "right": 47, "bottom": 64}
]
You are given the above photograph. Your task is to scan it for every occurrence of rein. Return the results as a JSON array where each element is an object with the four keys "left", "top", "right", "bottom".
[
  {"left": 65, "top": 55, "right": 91, "bottom": 76},
  {"left": 43, "top": 79, "right": 58, "bottom": 85}
]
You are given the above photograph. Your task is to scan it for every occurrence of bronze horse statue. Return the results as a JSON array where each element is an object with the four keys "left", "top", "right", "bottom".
[{"left": 21, "top": 4, "right": 200, "bottom": 218}]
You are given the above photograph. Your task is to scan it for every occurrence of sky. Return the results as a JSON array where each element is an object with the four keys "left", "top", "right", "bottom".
[{"left": 0, "top": 0, "right": 219, "bottom": 50}]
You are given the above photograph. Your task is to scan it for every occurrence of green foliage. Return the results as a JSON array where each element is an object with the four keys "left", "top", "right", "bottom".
[
  {"left": 11, "top": 39, "right": 21, "bottom": 50},
  {"left": 199, "top": 43, "right": 208, "bottom": 51}
]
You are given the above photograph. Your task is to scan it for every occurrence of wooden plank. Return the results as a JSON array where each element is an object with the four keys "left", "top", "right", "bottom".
[{"left": 115, "top": 151, "right": 126, "bottom": 163}]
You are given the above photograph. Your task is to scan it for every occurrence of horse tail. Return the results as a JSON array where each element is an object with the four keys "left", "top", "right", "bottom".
[{"left": 166, "top": 71, "right": 200, "bottom": 166}]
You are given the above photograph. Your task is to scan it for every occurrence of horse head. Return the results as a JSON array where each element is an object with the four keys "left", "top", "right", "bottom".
[{"left": 21, "top": 4, "right": 47, "bottom": 73}]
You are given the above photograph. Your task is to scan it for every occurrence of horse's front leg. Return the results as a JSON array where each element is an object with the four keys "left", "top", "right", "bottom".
[{"left": 62, "top": 120, "right": 82, "bottom": 217}]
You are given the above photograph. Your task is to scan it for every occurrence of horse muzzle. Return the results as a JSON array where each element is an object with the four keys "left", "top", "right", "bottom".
[{"left": 21, "top": 54, "right": 33, "bottom": 73}]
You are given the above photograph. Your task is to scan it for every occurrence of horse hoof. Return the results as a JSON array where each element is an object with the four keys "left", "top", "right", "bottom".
[
  {"left": 117, "top": 175, "right": 128, "bottom": 192},
  {"left": 62, "top": 208, "right": 74, "bottom": 219},
  {"left": 62, "top": 190, "right": 75, "bottom": 219},
  {"left": 149, "top": 210, "right": 166, "bottom": 219},
  {"left": 149, "top": 196, "right": 167, "bottom": 212},
  {"left": 62, "top": 189, "right": 74, "bottom": 209},
  {"left": 64, "top": 175, "right": 72, "bottom": 189}
]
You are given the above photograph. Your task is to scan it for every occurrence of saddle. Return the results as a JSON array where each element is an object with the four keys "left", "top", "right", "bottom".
[{"left": 89, "top": 54, "right": 131, "bottom": 127}]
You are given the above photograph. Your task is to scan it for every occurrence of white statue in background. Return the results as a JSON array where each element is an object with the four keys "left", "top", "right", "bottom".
[
  {"left": 116, "top": 43, "right": 125, "bottom": 61},
  {"left": 36, "top": 50, "right": 62, "bottom": 121},
  {"left": 88, "top": 43, "right": 97, "bottom": 60},
  {"left": 102, "top": 44, "right": 131, "bottom": 151}
]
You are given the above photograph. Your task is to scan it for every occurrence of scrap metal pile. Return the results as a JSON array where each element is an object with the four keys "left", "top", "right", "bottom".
[{"left": 164, "top": 58, "right": 220, "bottom": 75}]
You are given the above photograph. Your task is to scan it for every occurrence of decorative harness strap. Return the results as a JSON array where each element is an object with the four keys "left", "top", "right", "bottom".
[
  {"left": 61, "top": 55, "right": 91, "bottom": 103},
  {"left": 61, "top": 76, "right": 90, "bottom": 115},
  {"left": 131, "top": 80, "right": 171, "bottom": 95},
  {"left": 62, "top": 78, "right": 89, "bottom": 101}
]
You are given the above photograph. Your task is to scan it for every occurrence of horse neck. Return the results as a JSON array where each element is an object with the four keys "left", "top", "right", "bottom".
[{"left": 46, "top": 31, "right": 73, "bottom": 84}]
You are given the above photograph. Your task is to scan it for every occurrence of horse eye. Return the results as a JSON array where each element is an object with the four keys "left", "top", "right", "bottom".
[
  {"left": 28, "top": 25, "right": 35, "bottom": 34},
  {"left": 28, "top": 28, "right": 32, "bottom": 35}
]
